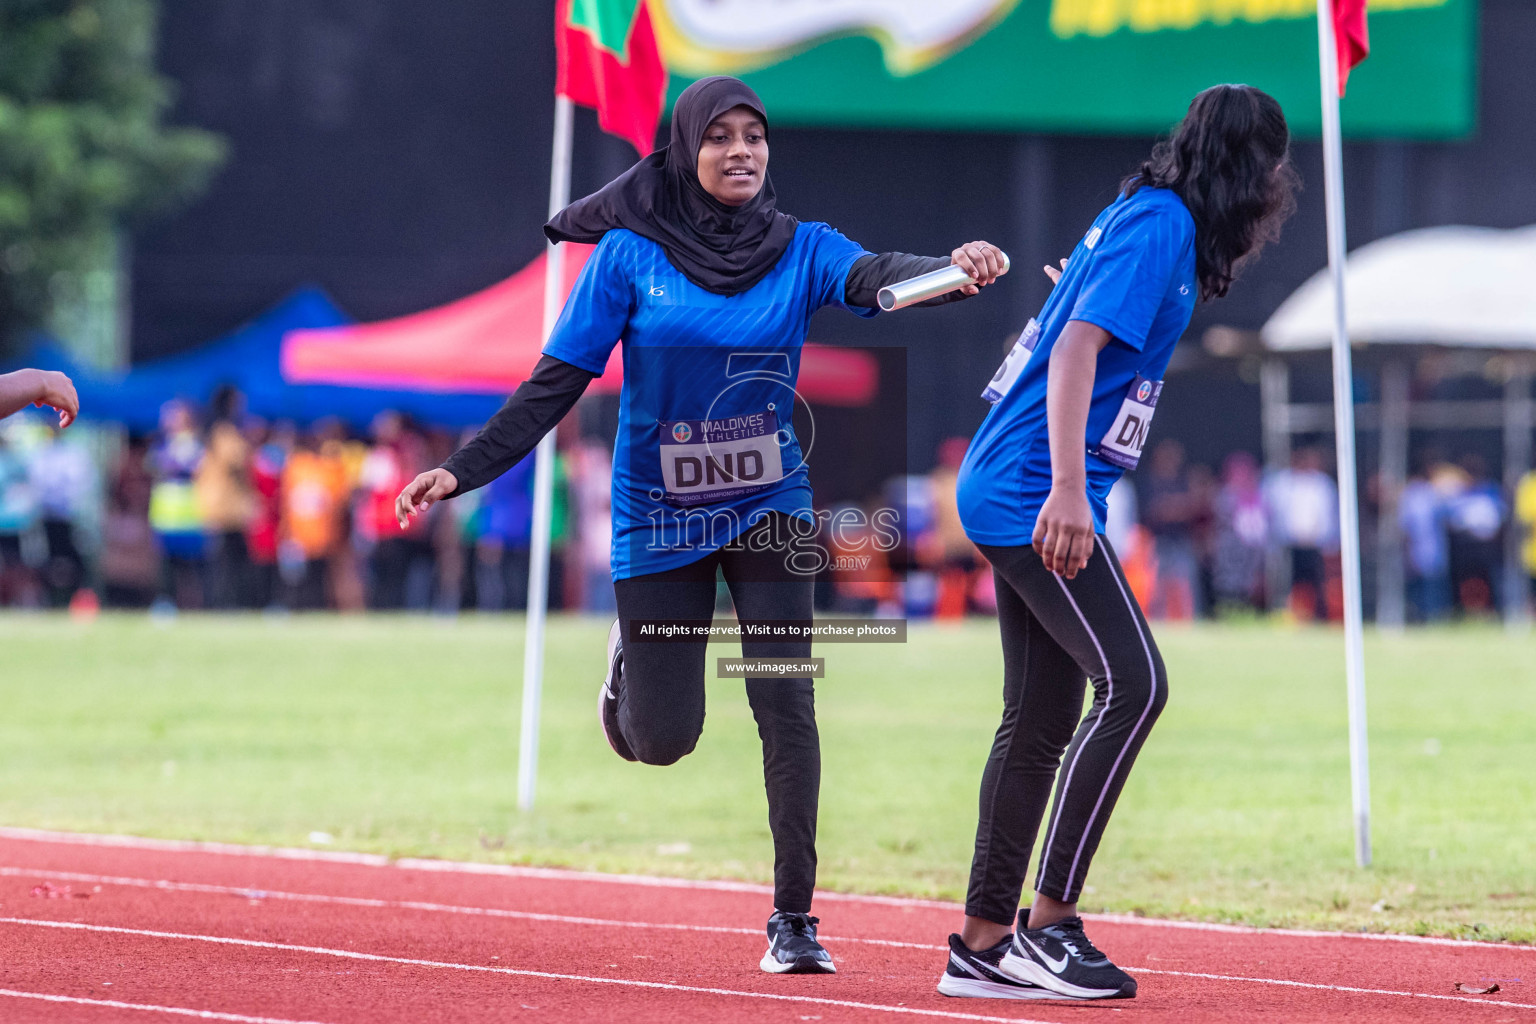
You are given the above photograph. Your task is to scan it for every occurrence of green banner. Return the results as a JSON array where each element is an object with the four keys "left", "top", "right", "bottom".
[{"left": 656, "top": 0, "right": 1476, "bottom": 138}]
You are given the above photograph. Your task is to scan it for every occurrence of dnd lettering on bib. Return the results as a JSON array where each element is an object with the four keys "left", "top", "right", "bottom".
[
  {"left": 982, "top": 318, "right": 1041, "bottom": 404},
  {"left": 659, "top": 408, "right": 784, "bottom": 506},
  {"left": 1092, "top": 375, "right": 1162, "bottom": 470}
]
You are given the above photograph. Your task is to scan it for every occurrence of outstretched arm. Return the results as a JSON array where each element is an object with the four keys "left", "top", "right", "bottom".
[
  {"left": 395, "top": 355, "right": 595, "bottom": 528},
  {"left": 843, "top": 241, "right": 1007, "bottom": 309},
  {"left": 0, "top": 369, "right": 78, "bottom": 427}
]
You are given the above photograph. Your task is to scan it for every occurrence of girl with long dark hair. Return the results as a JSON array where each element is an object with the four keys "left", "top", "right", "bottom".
[
  {"left": 937, "top": 84, "right": 1298, "bottom": 1001},
  {"left": 397, "top": 76, "right": 1007, "bottom": 975}
]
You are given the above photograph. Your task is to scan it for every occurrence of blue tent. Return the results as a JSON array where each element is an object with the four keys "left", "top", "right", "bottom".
[{"left": 27, "top": 288, "right": 510, "bottom": 431}]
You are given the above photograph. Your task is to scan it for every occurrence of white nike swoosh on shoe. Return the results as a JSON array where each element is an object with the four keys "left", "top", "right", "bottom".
[
  {"left": 950, "top": 951, "right": 987, "bottom": 980},
  {"left": 952, "top": 951, "right": 1032, "bottom": 986},
  {"left": 1022, "top": 935, "right": 1070, "bottom": 974}
]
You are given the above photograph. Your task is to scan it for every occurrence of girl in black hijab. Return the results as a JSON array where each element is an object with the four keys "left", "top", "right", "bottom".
[
  {"left": 546, "top": 76, "right": 799, "bottom": 295},
  {"left": 399, "top": 75, "right": 1007, "bottom": 975}
]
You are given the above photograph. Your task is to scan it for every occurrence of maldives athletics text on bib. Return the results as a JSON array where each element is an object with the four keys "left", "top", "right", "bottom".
[
  {"left": 658, "top": 408, "right": 785, "bottom": 507},
  {"left": 1091, "top": 375, "right": 1162, "bottom": 470}
]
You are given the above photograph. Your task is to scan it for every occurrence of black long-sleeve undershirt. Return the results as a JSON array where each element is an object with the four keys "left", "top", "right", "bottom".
[
  {"left": 437, "top": 252, "right": 967, "bottom": 497},
  {"left": 844, "top": 252, "right": 964, "bottom": 309},
  {"left": 439, "top": 354, "right": 595, "bottom": 497}
]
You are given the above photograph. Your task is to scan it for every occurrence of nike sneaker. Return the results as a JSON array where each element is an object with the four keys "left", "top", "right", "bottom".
[
  {"left": 760, "top": 911, "right": 836, "bottom": 974},
  {"left": 598, "top": 619, "right": 637, "bottom": 762},
  {"left": 999, "top": 914, "right": 1136, "bottom": 999},
  {"left": 937, "top": 932, "right": 1057, "bottom": 1000}
]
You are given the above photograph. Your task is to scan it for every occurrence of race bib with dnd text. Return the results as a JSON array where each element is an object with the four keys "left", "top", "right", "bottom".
[
  {"left": 1092, "top": 375, "right": 1161, "bottom": 470},
  {"left": 658, "top": 409, "right": 785, "bottom": 506}
]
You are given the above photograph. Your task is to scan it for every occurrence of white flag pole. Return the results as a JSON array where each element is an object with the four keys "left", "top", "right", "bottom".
[
  {"left": 1315, "top": 0, "right": 1372, "bottom": 867},
  {"left": 518, "top": 92, "right": 575, "bottom": 812}
]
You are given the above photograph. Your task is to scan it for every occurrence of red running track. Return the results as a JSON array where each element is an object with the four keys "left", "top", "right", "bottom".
[{"left": 0, "top": 827, "right": 1530, "bottom": 1023}]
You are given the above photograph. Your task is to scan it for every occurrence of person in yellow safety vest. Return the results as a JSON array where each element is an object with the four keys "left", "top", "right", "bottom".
[
  {"left": 1515, "top": 466, "right": 1536, "bottom": 613},
  {"left": 148, "top": 401, "right": 207, "bottom": 608}
]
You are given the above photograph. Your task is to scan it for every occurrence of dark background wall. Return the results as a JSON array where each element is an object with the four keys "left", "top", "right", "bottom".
[{"left": 135, "top": 0, "right": 1533, "bottom": 473}]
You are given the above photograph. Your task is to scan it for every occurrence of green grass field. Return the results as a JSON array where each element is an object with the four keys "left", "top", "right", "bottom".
[{"left": 1, "top": 613, "right": 1531, "bottom": 942}]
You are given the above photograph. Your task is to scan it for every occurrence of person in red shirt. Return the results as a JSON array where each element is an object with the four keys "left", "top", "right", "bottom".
[
  {"left": 246, "top": 420, "right": 291, "bottom": 608},
  {"left": 359, "top": 412, "right": 432, "bottom": 609}
]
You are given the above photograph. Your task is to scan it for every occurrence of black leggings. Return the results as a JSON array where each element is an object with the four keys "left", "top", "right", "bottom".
[
  {"left": 612, "top": 512, "right": 819, "bottom": 914},
  {"left": 967, "top": 536, "right": 1167, "bottom": 924}
]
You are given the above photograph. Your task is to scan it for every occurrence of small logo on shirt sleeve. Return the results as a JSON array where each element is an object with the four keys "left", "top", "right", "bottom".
[
  {"left": 1084, "top": 227, "right": 1102, "bottom": 249},
  {"left": 1179, "top": 283, "right": 1190, "bottom": 296},
  {"left": 649, "top": 285, "right": 666, "bottom": 297}
]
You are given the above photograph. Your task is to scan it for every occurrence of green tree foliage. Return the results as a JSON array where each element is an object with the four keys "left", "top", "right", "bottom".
[{"left": 0, "top": 0, "right": 225, "bottom": 346}]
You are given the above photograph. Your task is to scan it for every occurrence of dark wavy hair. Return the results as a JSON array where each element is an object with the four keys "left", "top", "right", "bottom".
[{"left": 1125, "top": 84, "right": 1300, "bottom": 301}]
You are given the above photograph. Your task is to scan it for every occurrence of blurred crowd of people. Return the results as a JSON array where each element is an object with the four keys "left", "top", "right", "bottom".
[
  {"left": 908, "top": 437, "right": 1536, "bottom": 624},
  {"left": 0, "top": 392, "right": 617, "bottom": 615},
  {"left": 4, "top": 393, "right": 1536, "bottom": 624},
  {"left": 1398, "top": 450, "right": 1524, "bottom": 622}
]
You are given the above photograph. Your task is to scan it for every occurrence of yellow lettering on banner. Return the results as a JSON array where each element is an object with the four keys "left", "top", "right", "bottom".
[{"left": 1051, "top": 0, "right": 1448, "bottom": 38}]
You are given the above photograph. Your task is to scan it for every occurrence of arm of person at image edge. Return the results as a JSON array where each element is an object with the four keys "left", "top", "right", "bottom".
[
  {"left": 0, "top": 368, "right": 78, "bottom": 427},
  {"left": 394, "top": 234, "right": 634, "bottom": 529},
  {"left": 1033, "top": 200, "right": 1192, "bottom": 579}
]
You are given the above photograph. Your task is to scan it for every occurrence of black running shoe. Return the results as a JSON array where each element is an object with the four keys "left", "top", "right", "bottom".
[
  {"left": 760, "top": 911, "right": 836, "bottom": 974},
  {"left": 598, "top": 619, "right": 637, "bottom": 762},
  {"left": 999, "top": 915, "right": 1136, "bottom": 999},
  {"left": 936, "top": 932, "right": 1057, "bottom": 1000}
]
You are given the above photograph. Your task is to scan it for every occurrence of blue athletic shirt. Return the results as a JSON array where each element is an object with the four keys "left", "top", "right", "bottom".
[
  {"left": 543, "top": 222, "right": 876, "bottom": 580},
  {"left": 956, "top": 186, "right": 1197, "bottom": 547}
]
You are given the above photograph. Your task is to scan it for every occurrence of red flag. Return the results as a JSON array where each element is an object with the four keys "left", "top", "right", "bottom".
[
  {"left": 556, "top": 0, "right": 668, "bottom": 156},
  {"left": 1332, "top": 0, "right": 1370, "bottom": 96}
]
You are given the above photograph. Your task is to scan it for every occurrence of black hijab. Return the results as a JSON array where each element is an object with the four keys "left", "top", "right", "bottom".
[{"left": 544, "top": 76, "right": 799, "bottom": 296}]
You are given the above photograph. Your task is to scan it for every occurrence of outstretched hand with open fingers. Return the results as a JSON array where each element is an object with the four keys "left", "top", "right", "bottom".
[
  {"left": 951, "top": 241, "right": 1009, "bottom": 295},
  {"left": 396, "top": 468, "right": 458, "bottom": 529}
]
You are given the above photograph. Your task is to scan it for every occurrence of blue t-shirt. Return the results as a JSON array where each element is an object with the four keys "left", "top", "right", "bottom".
[
  {"left": 957, "top": 186, "right": 1196, "bottom": 547},
  {"left": 543, "top": 222, "right": 875, "bottom": 580}
]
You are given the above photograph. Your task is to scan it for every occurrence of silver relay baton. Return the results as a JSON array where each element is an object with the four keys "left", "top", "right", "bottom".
[{"left": 877, "top": 251, "right": 1010, "bottom": 311}]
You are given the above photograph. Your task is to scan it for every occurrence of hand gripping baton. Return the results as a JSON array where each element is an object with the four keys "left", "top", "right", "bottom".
[{"left": 876, "top": 251, "right": 1010, "bottom": 311}]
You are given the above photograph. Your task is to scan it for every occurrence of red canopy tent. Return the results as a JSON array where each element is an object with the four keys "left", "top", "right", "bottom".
[{"left": 280, "top": 245, "right": 878, "bottom": 405}]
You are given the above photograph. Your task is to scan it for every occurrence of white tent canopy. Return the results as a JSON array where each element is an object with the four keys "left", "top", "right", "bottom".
[
  {"left": 1255, "top": 223, "right": 1536, "bottom": 632},
  {"left": 1263, "top": 224, "right": 1536, "bottom": 352}
]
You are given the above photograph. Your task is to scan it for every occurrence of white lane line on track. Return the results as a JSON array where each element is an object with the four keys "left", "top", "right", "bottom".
[
  {"left": 0, "top": 826, "right": 949, "bottom": 910},
  {"left": 2, "top": 895, "right": 1532, "bottom": 1014},
  {"left": 0, "top": 828, "right": 393, "bottom": 868},
  {"left": 390, "top": 856, "right": 959, "bottom": 909},
  {"left": 2, "top": 826, "right": 1530, "bottom": 952},
  {"left": 1128, "top": 967, "right": 1536, "bottom": 1012},
  {"left": 0, "top": 866, "right": 933, "bottom": 951},
  {"left": 1093, "top": 912, "right": 1536, "bottom": 953},
  {"left": 0, "top": 988, "right": 335, "bottom": 1024},
  {"left": 0, "top": 918, "right": 1060, "bottom": 1024}
]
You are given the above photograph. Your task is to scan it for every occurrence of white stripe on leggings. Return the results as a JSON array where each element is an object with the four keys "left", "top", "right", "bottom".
[
  {"left": 1038, "top": 555, "right": 1160, "bottom": 900},
  {"left": 1034, "top": 572, "right": 1112, "bottom": 893},
  {"left": 1058, "top": 552, "right": 1160, "bottom": 897}
]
